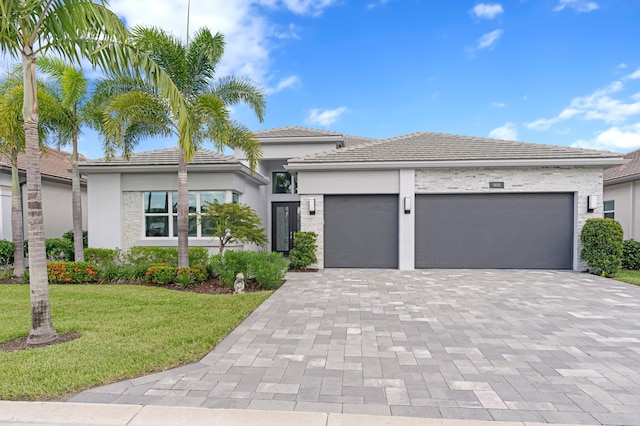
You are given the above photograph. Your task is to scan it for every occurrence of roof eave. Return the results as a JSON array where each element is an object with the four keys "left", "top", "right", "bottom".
[
  {"left": 257, "top": 135, "right": 343, "bottom": 144},
  {"left": 286, "top": 157, "right": 627, "bottom": 171},
  {"left": 604, "top": 174, "right": 640, "bottom": 186},
  {"left": 79, "top": 163, "right": 269, "bottom": 185}
]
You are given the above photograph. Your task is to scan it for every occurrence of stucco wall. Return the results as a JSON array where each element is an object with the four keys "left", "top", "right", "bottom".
[
  {"left": 86, "top": 173, "right": 122, "bottom": 249},
  {"left": 604, "top": 181, "right": 640, "bottom": 240}
]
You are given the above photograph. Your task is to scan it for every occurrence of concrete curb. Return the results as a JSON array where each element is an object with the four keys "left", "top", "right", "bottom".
[{"left": 0, "top": 401, "right": 592, "bottom": 426}]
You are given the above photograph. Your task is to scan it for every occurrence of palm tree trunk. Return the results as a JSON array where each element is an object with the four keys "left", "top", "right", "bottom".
[
  {"left": 23, "top": 53, "right": 57, "bottom": 346},
  {"left": 10, "top": 149, "right": 25, "bottom": 277},
  {"left": 177, "top": 150, "right": 189, "bottom": 267},
  {"left": 71, "top": 130, "right": 84, "bottom": 262}
]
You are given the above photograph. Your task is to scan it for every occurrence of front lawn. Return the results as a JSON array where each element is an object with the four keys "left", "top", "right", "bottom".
[
  {"left": 613, "top": 269, "right": 640, "bottom": 286},
  {"left": 0, "top": 284, "right": 271, "bottom": 400}
]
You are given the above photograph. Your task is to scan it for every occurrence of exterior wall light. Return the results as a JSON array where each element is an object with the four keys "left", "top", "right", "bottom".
[
  {"left": 309, "top": 198, "right": 316, "bottom": 215},
  {"left": 587, "top": 195, "right": 597, "bottom": 213},
  {"left": 404, "top": 197, "right": 411, "bottom": 214}
]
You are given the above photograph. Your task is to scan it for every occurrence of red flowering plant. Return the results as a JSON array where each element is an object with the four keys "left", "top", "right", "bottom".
[
  {"left": 47, "top": 262, "right": 101, "bottom": 284},
  {"left": 145, "top": 263, "right": 177, "bottom": 286}
]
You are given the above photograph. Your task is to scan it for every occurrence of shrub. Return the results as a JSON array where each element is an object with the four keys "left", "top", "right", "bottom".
[
  {"left": 189, "top": 264, "right": 209, "bottom": 283},
  {"left": 63, "top": 230, "right": 88, "bottom": 248},
  {"left": 145, "top": 264, "right": 177, "bottom": 286},
  {"left": 126, "top": 247, "right": 178, "bottom": 266},
  {"left": 210, "top": 250, "right": 255, "bottom": 287},
  {"left": 45, "top": 238, "right": 74, "bottom": 261},
  {"left": 622, "top": 240, "right": 640, "bottom": 270},
  {"left": 124, "top": 246, "right": 210, "bottom": 267},
  {"left": 210, "top": 250, "right": 287, "bottom": 289},
  {"left": 85, "top": 248, "right": 122, "bottom": 267},
  {"left": 99, "top": 264, "right": 149, "bottom": 283},
  {"left": 200, "top": 201, "right": 267, "bottom": 253},
  {"left": 253, "top": 251, "right": 289, "bottom": 289},
  {"left": 47, "top": 261, "right": 100, "bottom": 284},
  {"left": 175, "top": 267, "right": 196, "bottom": 289},
  {"left": 289, "top": 232, "right": 318, "bottom": 269},
  {"left": 580, "top": 218, "right": 624, "bottom": 277},
  {"left": 0, "top": 239, "right": 15, "bottom": 266}
]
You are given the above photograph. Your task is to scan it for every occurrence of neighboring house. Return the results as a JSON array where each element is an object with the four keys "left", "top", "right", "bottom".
[
  {"left": 0, "top": 148, "right": 87, "bottom": 240},
  {"left": 603, "top": 148, "right": 640, "bottom": 240},
  {"left": 81, "top": 127, "right": 624, "bottom": 271}
]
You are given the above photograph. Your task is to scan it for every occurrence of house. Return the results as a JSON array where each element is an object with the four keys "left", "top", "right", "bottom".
[
  {"left": 80, "top": 127, "right": 625, "bottom": 271},
  {"left": 603, "top": 148, "right": 640, "bottom": 240},
  {"left": 0, "top": 148, "right": 87, "bottom": 240}
]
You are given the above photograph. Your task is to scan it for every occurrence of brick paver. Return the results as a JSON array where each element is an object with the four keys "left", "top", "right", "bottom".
[{"left": 70, "top": 269, "right": 640, "bottom": 424}]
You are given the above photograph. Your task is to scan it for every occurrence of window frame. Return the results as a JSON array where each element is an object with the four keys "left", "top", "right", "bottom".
[
  {"left": 603, "top": 199, "right": 615, "bottom": 219},
  {"left": 143, "top": 190, "right": 229, "bottom": 238},
  {"left": 272, "top": 171, "right": 297, "bottom": 194}
]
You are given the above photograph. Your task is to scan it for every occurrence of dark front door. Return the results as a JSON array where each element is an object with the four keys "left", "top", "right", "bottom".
[{"left": 272, "top": 202, "right": 300, "bottom": 255}]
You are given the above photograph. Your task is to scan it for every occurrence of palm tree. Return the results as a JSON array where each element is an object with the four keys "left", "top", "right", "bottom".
[
  {"left": 0, "top": 0, "right": 194, "bottom": 346},
  {"left": 90, "top": 26, "right": 265, "bottom": 268},
  {"left": 0, "top": 72, "right": 65, "bottom": 277},
  {"left": 37, "top": 57, "right": 91, "bottom": 262}
]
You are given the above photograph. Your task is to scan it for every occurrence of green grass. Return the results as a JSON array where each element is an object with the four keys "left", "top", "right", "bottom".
[
  {"left": 0, "top": 284, "right": 271, "bottom": 400},
  {"left": 613, "top": 269, "right": 640, "bottom": 286}
]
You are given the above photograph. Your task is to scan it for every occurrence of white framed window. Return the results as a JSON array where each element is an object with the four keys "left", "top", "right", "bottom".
[
  {"left": 604, "top": 200, "right": 615, "bottom": 219},
  {"left": 144, "top": 191, "right": 227, "bottom": 238}
]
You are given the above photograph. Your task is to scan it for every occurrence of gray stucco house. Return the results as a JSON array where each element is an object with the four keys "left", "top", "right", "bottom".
[
  {"left": 603, "top": 148, "right": 640, "bottom": 240},
  {"left": 80, "top": 126, "right": 624, "bottom": 271}
]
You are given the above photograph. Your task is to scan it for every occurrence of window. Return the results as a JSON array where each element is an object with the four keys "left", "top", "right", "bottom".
[
  {"left": 272, "top": 172, "right": 297, "bottom": 194},
  {"left": 144, "top": 191, "right": 226, "bottom": 238},
  {"left": 604, "top": 200, "right": 615, "bottom": 219}
]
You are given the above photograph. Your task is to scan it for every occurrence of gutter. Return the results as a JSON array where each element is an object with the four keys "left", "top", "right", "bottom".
[{"left": 285, "top": 157, "right": 627, "bottom": 171}]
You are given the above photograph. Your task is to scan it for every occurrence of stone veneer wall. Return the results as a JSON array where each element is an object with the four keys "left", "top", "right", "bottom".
[
  {"left": 415, "top": 166, "right": 604, "bottom": 270},
  {"left": 299, "top": 194, "right": 324, "bottom": 269},
  {"left": 122, "top": 191, "right": 143, "bottom": 250}
]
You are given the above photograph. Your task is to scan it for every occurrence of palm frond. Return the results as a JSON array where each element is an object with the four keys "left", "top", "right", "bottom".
[{"left": 213, "top": 76, "right": 266, "bottom": 122}]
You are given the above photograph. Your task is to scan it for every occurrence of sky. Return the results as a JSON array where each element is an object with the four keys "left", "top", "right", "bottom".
[{"left": 7, "top": 0, "right": 640, "bottom": 158}]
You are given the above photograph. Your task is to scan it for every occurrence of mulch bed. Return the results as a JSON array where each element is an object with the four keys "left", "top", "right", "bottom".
[{"left": 0, "top": 331, "right": 81, "bottom": 352}]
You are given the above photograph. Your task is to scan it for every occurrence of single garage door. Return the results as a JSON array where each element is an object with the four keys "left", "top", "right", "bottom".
[
  {"left": 325, "top": 195, "right": 398, "bottom": 268},
  {"left": 416, "top": 193, "right": 573, "bottom": 269}
]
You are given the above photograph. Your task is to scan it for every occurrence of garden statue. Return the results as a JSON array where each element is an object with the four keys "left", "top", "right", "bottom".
[{"left": 234, "top": 272, "right": 245, "bottom": 294}]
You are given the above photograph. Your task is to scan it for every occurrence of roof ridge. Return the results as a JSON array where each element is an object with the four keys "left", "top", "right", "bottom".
[{"left": 291, "top": 136, "right": 387, "bottom": 162}]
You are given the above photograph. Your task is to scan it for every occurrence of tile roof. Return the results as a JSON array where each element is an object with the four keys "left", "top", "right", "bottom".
[
  {"left": 82, "top": 147, "right": 237, "bottom": 166},
  {"left": 0, "top": 148, "right": 84, "bottom": 183},
  {"left": 253, "top": 126, "right": 342, "bottom": 138},
  {"left": 603, "top": 149, "right": 640, "bottom": 182},
  {"left": 343, "top": 134, "right": 379, "bottom": 147},
  {"left": 290, "top": 131, "right": 622, "bottom": 164}
]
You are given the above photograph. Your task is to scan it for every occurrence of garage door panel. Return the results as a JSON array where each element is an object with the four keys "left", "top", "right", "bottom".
[
  {"left": 416, "top": 193, "right": 573, "bottom": 269},
  {"left": 325, "top": 195, "right": 398, "bottom": 268}
]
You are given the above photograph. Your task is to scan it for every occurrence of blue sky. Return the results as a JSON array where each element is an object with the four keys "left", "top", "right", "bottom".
[{"left": 12, "top": 0, "right": 640, "bottom": 158}]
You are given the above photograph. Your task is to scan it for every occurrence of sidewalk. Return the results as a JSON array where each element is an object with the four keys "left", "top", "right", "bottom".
[{"left": 0, "top": 401, "right": 590, "bottom": 425}]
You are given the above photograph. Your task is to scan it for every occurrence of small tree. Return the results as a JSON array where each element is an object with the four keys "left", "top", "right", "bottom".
[
  {"left": 580, "top": 218, "right": 624, "bottom": 277},
  {"left": 201, "top": 201, "right": 267, "bottom": 253}
]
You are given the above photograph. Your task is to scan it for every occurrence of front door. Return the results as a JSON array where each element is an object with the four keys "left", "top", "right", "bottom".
[{"left": 272, "top": 202, "right": 300, "bottom": 255}]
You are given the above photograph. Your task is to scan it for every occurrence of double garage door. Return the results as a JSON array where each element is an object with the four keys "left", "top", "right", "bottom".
[{"left": 324, "top": 193, "right": 574, "bottom": 269}]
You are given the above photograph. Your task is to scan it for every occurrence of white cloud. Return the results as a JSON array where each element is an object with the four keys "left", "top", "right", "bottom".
[
  {"left": 526, "top": 80, "right": 640, "bottom": 130},
  {"left": 281, "top": 0, "right": 339, "bottom": 16},
  {"left": 109, "top": 1, "right": 338, "bottom": 88},
  {"left": 472, "top": 3, "right": 504, "bottom": 20},
  {"left": 367, "top": 0, "right": 391, "bottom": 10},
  {"left": 490, "top": 102, "right": 507, "bottom": 108},
  {"left": 306, "top": 106, "right": 348, "bottom": 126},
  {"left": 477, "top": 29, "right": 503, "bottom": 50},
  {"left": 266, "top": 75, "right": 302, "bottom": 94},
  {"left": 571, "top": 123, "right": 640, "bottom": 152},
  {"left": 554, "top": 0, "right": 599, "bottom": 13},
  {"left": 626, "top": 69, "right": 640, "bottom": 80},
  {"left": 489, "top": 122, "right": 517, "bottom": 141}
]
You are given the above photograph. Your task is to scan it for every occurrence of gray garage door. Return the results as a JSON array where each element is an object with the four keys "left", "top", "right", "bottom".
[
  {"left": 416, "top": 193, "right": 574, "bottom": 269},
  {"left": 324, "top": 195, "right": 398, "bottom": 268}
]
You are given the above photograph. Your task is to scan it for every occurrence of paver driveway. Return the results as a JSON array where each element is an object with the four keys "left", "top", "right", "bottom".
[{"left": 71, "top": 270, "right": 640, "bottom": 425}]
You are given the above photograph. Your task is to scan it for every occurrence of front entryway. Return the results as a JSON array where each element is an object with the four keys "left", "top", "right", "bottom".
[{"left": 272, "top": 202, "right": 300, "bottom": 255}]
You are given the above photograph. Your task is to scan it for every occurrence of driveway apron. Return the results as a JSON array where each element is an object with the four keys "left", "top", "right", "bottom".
[{"left": 70, "top": 269, "right": 640, "bottom": 425}]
